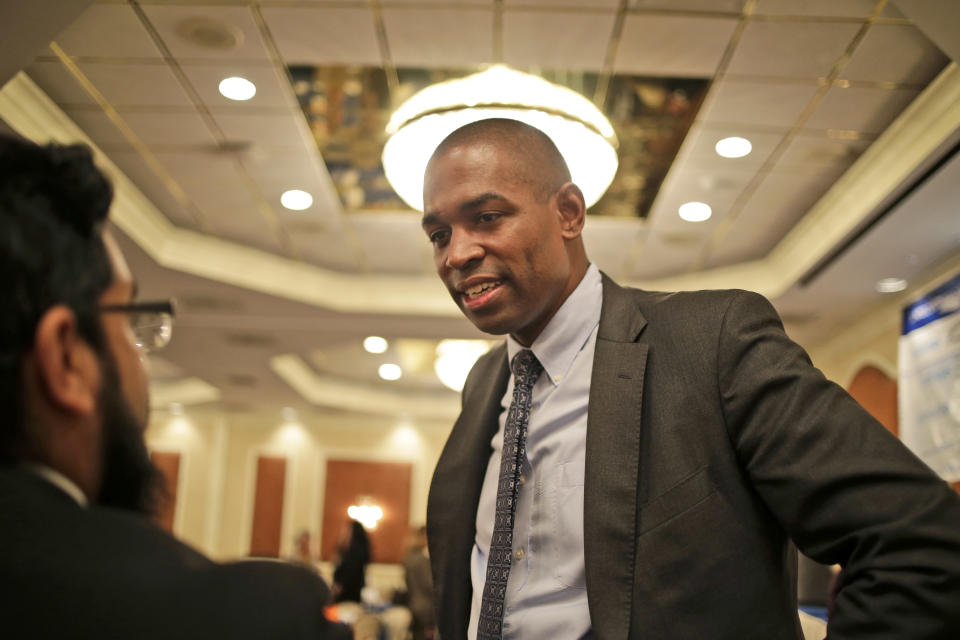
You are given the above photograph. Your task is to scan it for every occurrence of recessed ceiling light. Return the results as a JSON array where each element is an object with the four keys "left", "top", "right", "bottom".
[
  {"left": 364, "top": 336, "right": 388, "bottom": 353},
  {"left": 280, "top": 189, "right": 313, "bottom": 211},
  {"left": 678, "top": 201, "right": 712, "bottom": 222},
  {"left": 715, "top": 136, "right": 752, "bottom": 158},
  {"left": 218, "top": 76, "right": 256, "bottom": 101},
  {"left": 876, "top": 277, "right": 907, "bottom": 293},
  {"left": 379, "top": 363, "right": 402, "bottom": 381}
]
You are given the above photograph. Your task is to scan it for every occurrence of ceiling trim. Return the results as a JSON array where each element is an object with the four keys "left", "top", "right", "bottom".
[
  {"left": 1, "top": 63, "right": 958, "bottom": 312},
  {"left": 270, "top": 354, "right": 460, "bottom": 420},
  {"left": 635, "top": 62, "right": 960, "bottom": 298},
  {"left": 149, "top": 376, "right": 221, "bottom": 408}
]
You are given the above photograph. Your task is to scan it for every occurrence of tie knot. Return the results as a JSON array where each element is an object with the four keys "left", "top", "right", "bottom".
[{"left": 511, "top": 349, "right": 543, "bottom": 385}]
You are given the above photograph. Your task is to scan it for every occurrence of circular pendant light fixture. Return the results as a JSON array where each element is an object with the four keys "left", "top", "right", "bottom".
[{"left": 382, "top": 65, "right": 619, "bottom": 212}]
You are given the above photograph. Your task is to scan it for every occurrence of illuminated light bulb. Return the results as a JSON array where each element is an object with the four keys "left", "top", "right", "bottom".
[
  {"left": 382, "top": 65, "right": 618, "bottom": 211},
  {"left": 218, "top": 76, "right": 256, "bottom": 101},
  {"left": 364, "top": 336, "right": 388, "bottom": 354},
  {"left": 875, "top": 277, "right": 907, "bottom": 293},
  {"left": 280, "top": 189, "right": 313, "bottom": 211},
  {"left": 715, "top": 136, "right": 752, "bottom": 158},
  {"left": 678, "top": 201, "right": 712, "bottom": 222},
  {"left": 379, "top": 363, "right": 402, "bottom": 381}
]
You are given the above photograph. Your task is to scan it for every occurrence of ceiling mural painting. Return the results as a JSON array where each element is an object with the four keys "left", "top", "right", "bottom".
[{"left": 291, "top": 64, "right": 708, "bottom": 217}]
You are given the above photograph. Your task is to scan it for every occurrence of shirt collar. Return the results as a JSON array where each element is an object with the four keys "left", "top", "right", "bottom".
[
  {"left": 507, "top": 263, "right": 602, "bottom": 386},
  {"left": 26, "top": 463, "right": 89, "bottom": 507}
]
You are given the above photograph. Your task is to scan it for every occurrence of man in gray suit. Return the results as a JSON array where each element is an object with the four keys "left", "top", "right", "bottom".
[{"left": 421, "top": 119, "right": 960, "bottom": 639}]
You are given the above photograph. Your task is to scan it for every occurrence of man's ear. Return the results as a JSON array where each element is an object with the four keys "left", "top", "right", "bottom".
[
  {"left": 33, "top": 306, "right": 99, "bottom": 417},
  {"left": 555, "top": 182, "right": 586, "bottom": 240}
]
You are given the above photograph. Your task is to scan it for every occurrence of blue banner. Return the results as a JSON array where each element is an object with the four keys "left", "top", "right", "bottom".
[{"left": 899, "top": 272, "right": 960, "bottom": 482}]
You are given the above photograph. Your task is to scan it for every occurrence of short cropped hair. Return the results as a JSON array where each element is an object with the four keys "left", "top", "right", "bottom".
[
  {"left": 430, "top": 118, "right": 571, "bottom": 201},
  {"left": 0, "top": 135, "right": 114, "bottom": 461}
]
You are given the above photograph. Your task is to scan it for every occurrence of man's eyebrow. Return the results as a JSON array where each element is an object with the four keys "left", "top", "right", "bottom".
[
  {"left": 461, "top": 192, "right": 507, "bottom": 212},
  {"left": 421, "top": 212, "right": 441, "bottom": 228},
  {"left": 422, "top": 192, "right": 511, "bottom": 228}
]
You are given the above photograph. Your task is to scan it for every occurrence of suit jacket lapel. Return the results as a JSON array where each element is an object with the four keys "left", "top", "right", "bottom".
[
  {"left": 429, "top": 344, "right": 510, "bottom": 638},
  {"left": 585, "top": 274, "right": 648, "bottom": 639}
]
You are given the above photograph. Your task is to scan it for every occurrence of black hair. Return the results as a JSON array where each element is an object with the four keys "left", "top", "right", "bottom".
[{"left": 0, "top": 134, "right": 114, "bottom": 461}]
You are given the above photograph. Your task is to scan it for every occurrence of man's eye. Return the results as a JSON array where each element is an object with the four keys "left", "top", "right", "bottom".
[
  {"left": 428, "top": 229, "right": 449, "bottom": 244},
  {"left": 477, "top": 212, "right": 501, "bottom": 224}
]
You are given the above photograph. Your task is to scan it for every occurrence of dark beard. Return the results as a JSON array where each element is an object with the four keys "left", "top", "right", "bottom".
[{"left": 95, "top": 352, "right": 163, "bottom": 516}]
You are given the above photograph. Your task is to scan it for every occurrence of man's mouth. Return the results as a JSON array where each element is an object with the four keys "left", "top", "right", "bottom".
[
  {"left": 463, "top": 281, "right": 502, "bottom": 299},
  {"left": 458, "top": 280, "right": 504, "bottom": 310}
]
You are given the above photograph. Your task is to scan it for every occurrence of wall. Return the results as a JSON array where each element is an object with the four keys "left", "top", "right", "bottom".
[
  {"left": 146, "top": 408, "right": 449, "bottom": 560},
  {"left": 805, "top": 256, "right": 960, "bottom": 491}
]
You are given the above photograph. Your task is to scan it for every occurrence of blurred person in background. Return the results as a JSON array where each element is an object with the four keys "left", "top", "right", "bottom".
[
  {"left": 404, "top": 525, "right": 436, "bottom": 640},
  {"left": 0, "top": 134, "right": 348, "bottom": 640},
  {"left": 333, "top": 519, "right": 371, "bottom": 603}
]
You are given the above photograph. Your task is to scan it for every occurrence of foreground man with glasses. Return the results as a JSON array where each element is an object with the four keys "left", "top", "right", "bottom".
[{"left": 0, "top": 135, "right": 349, "bottom": 639}]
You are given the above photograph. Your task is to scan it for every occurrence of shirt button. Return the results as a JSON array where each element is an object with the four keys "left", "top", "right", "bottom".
[
  {"left": 515, "top": 548, "right": 524, "bottom": 560},
  {"left": 519, "top": 474, "right": 527, "bottom": 485},
  {"left": 555, "top": 375, "right": 563, "bottom": 382}
]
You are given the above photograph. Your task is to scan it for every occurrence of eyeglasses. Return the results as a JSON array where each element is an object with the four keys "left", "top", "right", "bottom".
[{"left": 99, "top": 300, "right": 176, "bottom": 352}]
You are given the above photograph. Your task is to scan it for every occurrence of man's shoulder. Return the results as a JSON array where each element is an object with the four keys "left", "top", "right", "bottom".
[{"left": 602, "top": 273, "right": 772, "bottom": 324}]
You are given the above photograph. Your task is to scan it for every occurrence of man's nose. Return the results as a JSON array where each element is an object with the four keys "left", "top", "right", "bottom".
[{"left": 445, "top": 230, "right": 484, "bottom": 270}]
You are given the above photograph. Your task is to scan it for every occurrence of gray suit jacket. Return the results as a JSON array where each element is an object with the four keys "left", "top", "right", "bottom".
[{"left": 427, "top": 275, "right": 960, "bottom": 639}]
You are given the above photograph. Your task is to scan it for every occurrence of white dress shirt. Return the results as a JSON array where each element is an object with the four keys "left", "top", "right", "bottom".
[
  {"left": 468, "top": 263, "right": 601, "bottom": 640},
  {"left": 27, "top": 463, "right": 88, "bottom": 506}
]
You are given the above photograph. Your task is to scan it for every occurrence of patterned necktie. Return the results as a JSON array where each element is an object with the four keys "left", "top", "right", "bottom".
[{"left": 477, "top": 349, "right": 544, "bottom": 640}]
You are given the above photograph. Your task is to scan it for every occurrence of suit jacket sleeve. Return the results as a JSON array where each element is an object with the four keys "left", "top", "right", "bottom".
[{"left": 716, "top": 290, "right": 960, "bottom": 639}]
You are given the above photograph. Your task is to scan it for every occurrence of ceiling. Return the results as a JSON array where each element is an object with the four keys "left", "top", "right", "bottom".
[{"left": 1, "top": 0, "right": 959, "bottom": 425}]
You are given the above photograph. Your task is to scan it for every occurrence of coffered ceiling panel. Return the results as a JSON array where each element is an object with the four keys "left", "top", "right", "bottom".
[
  {"left": 292, "top": 231, "right": 363, "bottom": 273},
  {"left": 508, "top": 0, "right": 618, "bottom": 7},
  {"left": 56, "top": 4, "right": 162, "bottom": 59},
  {"left": 261, "top": 7, "right": 381, "bottom": 66},
  {"left": 108, "top": 150, "right": 201, "bottom": 229},
  {"left": 75, "top": 62, "right": 194, "bottom": 106},
  {"left": 805, "top": 85, "right": 921, "bottom": 134},
  {"left": 243, "top": 150, "right": 335, "bottom": 217},
  {"left": 505, "top": 10, "right": 615, "bottom": 72},
  {"left": 632, "top": 0, "right": 746, "bottom": 11},
  {"left": 582, "top": 219, "right": 643, "bottom": 277},
  {"left": 205, "top": 203, "right": 287, "bottom": 256},
  {"left": 381, "top": 0, "right": 488, "bottom": 4},
  {"left": 212, "top": 112, "right": 306, "bottom": 148},
  {"left": 350, "top": 214, "right": 431, "bottom": 275},
  {"left": 727, "top": 21, "right": 861, "bottom": 79},
  {"left": 840, "top": 24, "right": 947, "bottom": 84},
  {"left": 754, "top": 0, "right": 882, "bottom": 18},
  {"left": 141, "top": 5, "right": 272, "bottom": 62},
  {"left": 627, "top": 235, "right": 699, "bottom": 280},
  {"left": 646, "top": 165, "right": 755, "bottom": 234},
  {"left": 705, "top": 169, "right": 845, "bottom": 267},
  {"left": 69, "top": 109, "right": 219, "bottom": 147},
  {"left": 777, "top": 133, "right": 871, "bottom": 171},
  {"left": 616, "top": 15, "right": 739, "bottom": 77},
  {"left": 151, "top": 150, "right": 244, "bottom": 188},
  {"left": 25, "top": 61, "right": 97, "bottom": 106},
  {"left": 384, "top": 8, "right": 493, "bottom": 68},
  {"left": 179, "top": 64, "right": 296, "bottom": 110},
  {"left": 698, "top": 79, "right": 818, "bottom": 128},
  {"left": 62, "top": 108, "right": 131, "bottom": 148},
  {"left": 678, "top": 124, "right": 787, "bottom": 169}
]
